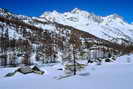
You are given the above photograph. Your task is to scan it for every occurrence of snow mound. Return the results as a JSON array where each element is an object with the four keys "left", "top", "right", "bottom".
[{"left": 114, "top": 54, "right": 133, "bottom": 64}]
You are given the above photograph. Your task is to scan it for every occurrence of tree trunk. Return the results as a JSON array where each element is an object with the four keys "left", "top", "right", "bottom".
[{"left": 73, "top": 49, "right": 76, "bottom": 75}]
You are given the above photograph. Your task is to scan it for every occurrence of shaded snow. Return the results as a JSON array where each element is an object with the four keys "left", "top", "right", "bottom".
[{"left": 0, "top": 54, "right": 133, "bottom": 89}]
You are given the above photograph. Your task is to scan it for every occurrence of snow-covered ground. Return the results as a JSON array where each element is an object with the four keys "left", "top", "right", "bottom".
[{"left": 0, "top": 54, "right": 133, "bottom": 89}]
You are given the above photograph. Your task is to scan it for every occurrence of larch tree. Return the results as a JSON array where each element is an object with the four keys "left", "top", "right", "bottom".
[{"left": 69, "top": 30, "right": 81, "bottom": 75}]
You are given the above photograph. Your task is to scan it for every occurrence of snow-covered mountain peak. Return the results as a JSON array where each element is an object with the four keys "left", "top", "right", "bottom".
[
  {"left": 101, "top": 13, "right": 126, "bottom": 26},
  {"left": 40, "top": 10, "right": 63, "bottom": 22},
  {"left": 71, "top": 8, "right": 89, "bottom": 15},
  {"left": 0, "top": 8, "right": 10, "bottom": 13},
  {"left": 40, "top": 8, "right": 96, "bottom": 21},
  {"left": 40, "top": 9, "right": 103, "bottom": 25},
  {"left": 0, "top": 8, "right": 6, "bottom": 13},
  {"left": 40, "top": 10, "right": 60, "bottom": 17},
  {"left": 0, "top": 8, "right": 13, "bottom": 17},
  {"left": 0, "top": 8, "right": 31, "bottom": 21},
  {"left": 71, "top": 8, "right": 81, "bottom": 13},
  {"left": 106, "top": 14, "right": 122, "bottom": 19},
  {"left": 38, "top": 9, "right": 133, "bottom": 43},
  {"left": 71, "top": 8, "right": 92, "bottom": 17}
]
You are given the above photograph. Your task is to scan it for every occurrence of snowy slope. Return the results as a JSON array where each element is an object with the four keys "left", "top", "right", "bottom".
[
  {"left": 0, "top": 54, "right": 133, "bottom": 89},
  {"left": 0, "top": 8, "right": 32, "bottom": 40},
  {"left": 1, "top": 8, "right": 133, "bottom": 44},
  {"left": 40, "top": 8, "right": 133, "bottom": 44},
  {"left": 0, "top": 22, "right": 24, "bottom": 40}
]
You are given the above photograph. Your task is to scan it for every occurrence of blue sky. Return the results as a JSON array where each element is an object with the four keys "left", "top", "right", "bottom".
[{"left": 0, "top": 0, "right": 133, "bottom": 23}]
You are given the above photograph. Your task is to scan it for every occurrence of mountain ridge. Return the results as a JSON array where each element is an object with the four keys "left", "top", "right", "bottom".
[
  {"left": 0, "top": 8, "right": 133, "bottom": 66},
  {"left": 1, "top": 8, "right": 133, "bottom": 45},
  {"left": 39, "top": 8, "right": 133, "bottom": 44}
]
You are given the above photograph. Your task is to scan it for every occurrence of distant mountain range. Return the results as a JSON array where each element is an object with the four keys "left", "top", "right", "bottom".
[
  {"left": 0, "top": 8, "right": 133, "bottom": 66},
  {"left": 1, "top": 8, "right": 133, "bottom": 44},
  {"left": 40, "top": 8, "right": 133, "bottom": 44}
]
